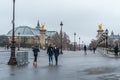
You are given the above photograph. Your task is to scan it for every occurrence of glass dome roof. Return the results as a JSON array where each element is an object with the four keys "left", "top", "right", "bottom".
[{"left": 7, "top": 26, "right": 40, "bottom": 36}]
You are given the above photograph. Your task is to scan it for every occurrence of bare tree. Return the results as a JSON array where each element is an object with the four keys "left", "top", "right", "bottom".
[{"left": 50, "top": 32, "right": 70, "bottom": 50}]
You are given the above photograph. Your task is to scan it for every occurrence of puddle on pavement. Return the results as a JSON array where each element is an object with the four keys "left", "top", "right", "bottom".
[
  {"left": 83, "top": 67, "right": 116, "bottom": 74},
  {"left": 98, "top": 74, "right": 120, "bottom": 80},
  {"left": 10, "top": 73, "right": 15, "bottom": 76}
]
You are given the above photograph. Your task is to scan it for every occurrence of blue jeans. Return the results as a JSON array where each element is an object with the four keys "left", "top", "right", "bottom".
[{"left": 49, "top": 55, "right": 53, "bottom": 63}]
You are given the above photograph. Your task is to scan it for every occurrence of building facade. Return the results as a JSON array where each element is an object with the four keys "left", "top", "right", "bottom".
[
  {"left": 7, "top": 21, "right": 57, "bottom": 48},
  {"left": 110, "top": 31, "right": 120, "bottom": 47}
]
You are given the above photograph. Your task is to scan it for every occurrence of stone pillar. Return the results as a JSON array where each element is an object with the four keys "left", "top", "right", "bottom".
[
  {"left": 40, "top": 30, "right": 46, "bottom": 49},
  {"left": 96, "top": 23, "right": 104, "bottom": 39}
]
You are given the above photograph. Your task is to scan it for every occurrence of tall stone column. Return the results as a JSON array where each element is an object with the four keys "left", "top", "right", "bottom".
[
  {"left": 96, "top": 23, "right": 104, "bottom": 39},
  {"left": 40, "top": 23, "right": 46, "bottom": 49}
]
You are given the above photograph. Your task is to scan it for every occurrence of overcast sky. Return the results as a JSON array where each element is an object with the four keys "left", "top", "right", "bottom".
[{"left": 0, "top": 0, "right": 120, "bottom": 44}]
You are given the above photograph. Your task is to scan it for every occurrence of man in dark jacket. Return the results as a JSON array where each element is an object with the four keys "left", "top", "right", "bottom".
[
  {"left": 93, "top": 47, "right": 96, "bottom": 53},
  {"left": 114, "top": 45, "right": 118, "bottom": 56},
  {"left": 33, "top": 45, "right": 40, "bottom": 64},
  {"left": 53, "top": 45, "right": 59, "bottom": 65},
  {"left": 47, "top": 44, "right": 54, "bottom": 64}
]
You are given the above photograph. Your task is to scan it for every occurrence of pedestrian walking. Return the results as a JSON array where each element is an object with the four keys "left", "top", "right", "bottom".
[
  {"left": 53, "top": 45, "right": 59, "bottom": 65},
  {"left": 114, "top": 45, "right": 118, "bottom": 56},
  {"left": 7, "top": 44, "right": 9, "bottom": 50},
  {"left": 89, "top": 46, "right": 92, "bottom": 51},
  {"left": 32, "top": 45, "right": 40, "bottom": 65},
  {"left": 84, "top": 45, "right": 87, "bottom": 55},
  {"left": 93, "top": 47, "right": 96, "bottom": 53},
  {"left": 47, "top": 44, "right": 54, "bottom": 64}
]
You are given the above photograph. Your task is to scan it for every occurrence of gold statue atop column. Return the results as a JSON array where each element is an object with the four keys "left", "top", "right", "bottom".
[
  {"left": 96, "top": 23, "right": 103, "bottom": 39},
  {"left": 98, "top": 23, "right": 103, "bottom": 30},
  {"left": 40, "top": 23, "right": 46, "bottom": 49},
  {"left": 40, "top": 23, "right": 45, "bottom": 30}
]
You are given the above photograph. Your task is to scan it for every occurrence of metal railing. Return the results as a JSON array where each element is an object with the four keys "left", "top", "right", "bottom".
[{"left": 97, "top": 47, "right": 120, "bottom": 57}]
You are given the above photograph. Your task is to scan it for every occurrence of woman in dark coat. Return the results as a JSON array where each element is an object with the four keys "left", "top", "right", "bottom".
[
  {"left": 33, "top": 46, "right": 40, "bottom": 64},
  {"left": 53, "top": 45, "right": 59, "bottom": 65}
]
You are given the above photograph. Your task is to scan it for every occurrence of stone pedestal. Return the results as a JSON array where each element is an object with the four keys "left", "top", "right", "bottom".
[
  {"left": 97, "top": 23, "right": 104, "bottom": 39},
  {"left": 97, "top": 30, "right": 103, "bottom": 39},
  {"left": 40, "top": 30, "right": 46, "bottom": 49}
]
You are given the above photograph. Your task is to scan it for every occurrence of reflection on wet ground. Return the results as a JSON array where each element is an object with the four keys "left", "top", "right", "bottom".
[
  {"left": 1, "top": 48, "right": 120, "bottom": 80},
  {"left": 84, "top": 67, "right": 115, "bottom": 74}
]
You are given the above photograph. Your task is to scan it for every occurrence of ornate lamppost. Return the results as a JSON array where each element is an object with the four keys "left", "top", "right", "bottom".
[
  {"left": 18, "top": 32, "right": 20, "bottom": 51},
  {"left": 79, "top": 37, "right": 80, "bottom": 50},
  {"left": 8, "top": 0, "right": 17, "bottom": 65},
  {"left": 35, "top": 35, "right": 40, "bottom": 48},
  {"left": 105, "top": 29, "right": 108, "bottom": 54},
  {"left": 60, "top": 21, "right": 63, "bottom": 54},
  {"left": 74, "top": 32, "right": 76, "bottom": 51},
  {"left": 105, "top": 29, "right": 108, "bottom": 48},
  {"left": 82, "top": 41, "right": 84, "bottom": 50}
]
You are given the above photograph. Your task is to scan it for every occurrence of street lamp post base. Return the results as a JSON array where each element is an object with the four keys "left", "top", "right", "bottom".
[{"left": 8, "top": 57, "right": 17, "bottom": 65}]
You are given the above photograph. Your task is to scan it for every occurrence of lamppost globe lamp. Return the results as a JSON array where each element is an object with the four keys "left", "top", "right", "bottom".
[
  {"left": 60, "top": 21, "right": 63, "bottom": 27},
  {"left": 74, "top": 32, "right": 76, "bottom": 36}
]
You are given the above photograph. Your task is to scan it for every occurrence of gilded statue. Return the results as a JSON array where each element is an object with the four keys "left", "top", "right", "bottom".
[
  {"left": 40, "top": 23, "right": 45, "bottom": 30},
  {"left": 98, "top": 23, "right": 102, "bottom": 30}
]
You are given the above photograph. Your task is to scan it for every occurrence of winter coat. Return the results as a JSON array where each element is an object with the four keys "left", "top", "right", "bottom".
[
  {"left": 54, "top": 48, "right": 59, "bottom": 56},
  {"left": 114, "top": 46, "right": 118, "bottom": 53},
  {"left": 33, "top": 46, "right": 40, "bottom": 56},
  {"left": 47, "top": 46, "right": 54, "bottom": 56}
]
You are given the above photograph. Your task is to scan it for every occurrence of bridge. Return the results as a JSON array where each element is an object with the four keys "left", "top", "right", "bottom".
[{"left": 0, "top": 47, "right": 120, "bottom": 80}]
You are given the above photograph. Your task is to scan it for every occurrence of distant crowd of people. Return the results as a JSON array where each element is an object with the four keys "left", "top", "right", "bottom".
[
  {"left": 84, "top": 44, "right": 120, "bottom": 57},
  {"left": 31, "top": 43, "right": 120, "bottom": 66},
  {"left": 83, "top": 45, "right": 96, "bottom": 55}
]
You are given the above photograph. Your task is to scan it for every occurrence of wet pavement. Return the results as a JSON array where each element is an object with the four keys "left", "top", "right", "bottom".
[{"left": 0, "top": 48, "right": 120, "bottom": 80}]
